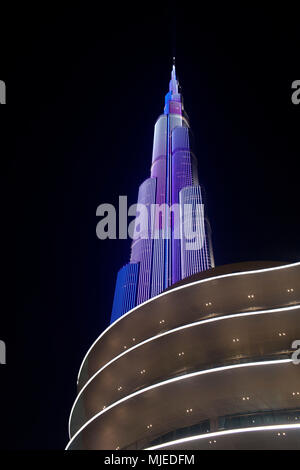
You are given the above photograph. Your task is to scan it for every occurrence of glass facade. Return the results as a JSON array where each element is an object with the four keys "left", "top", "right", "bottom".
[
  {"left": 144, "top": 409, "right": 300, "bottom": 448},
  {"left": 148, "top": 420, "right": 210, "bottom": 448},
  {"left": 110, "top": 263, "right": 139, "bottom": 324},
  {"left": 219, "top": 409, "right": 300, "bottom": 430}
]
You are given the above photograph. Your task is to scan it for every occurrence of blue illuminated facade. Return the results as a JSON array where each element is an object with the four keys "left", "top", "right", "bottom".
[
  {"left": 110, "top": 63, "right": 214, "bottom": 323},
  {"left": 111, "top": 263, "right": 139, "bottom": 324}
]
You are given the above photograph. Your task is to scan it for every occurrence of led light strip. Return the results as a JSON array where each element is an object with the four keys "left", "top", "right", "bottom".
[
  {"left": 145, "top": 424, "right": 300, "bottom": 449},
  {"left": 68, "top": 304, "right": 300, "bottom": 437},
  {"left": 66, "top": 358, "right": 293, "bottom": 449},
  {"left": 76, "top": 262, "right": 300, "bottom": 383}
]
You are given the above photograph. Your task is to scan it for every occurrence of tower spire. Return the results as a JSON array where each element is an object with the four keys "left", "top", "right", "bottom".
[
  {"left": 171, "top": 56, "right": 176, "bottom": 81},
  {"left": 169, "top": 57, "right": 178, "bottom": 94}
]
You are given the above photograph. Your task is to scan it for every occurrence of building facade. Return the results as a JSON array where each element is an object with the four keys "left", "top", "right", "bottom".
[{"left": 111, "top": 63, "right": 214, "bottom": 324}]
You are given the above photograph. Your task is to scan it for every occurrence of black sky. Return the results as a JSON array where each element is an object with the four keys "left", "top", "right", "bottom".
[{"left": 0, "top": 3, "right": 299, "bottom": 450}]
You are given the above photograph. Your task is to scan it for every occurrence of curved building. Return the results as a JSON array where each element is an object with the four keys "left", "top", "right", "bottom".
[{"left": 67, "top": 261, "right": 300, "bottom": 450}]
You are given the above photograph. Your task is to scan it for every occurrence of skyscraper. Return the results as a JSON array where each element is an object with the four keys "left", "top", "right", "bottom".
[
  {"left": 66, "top": 64, "right": 300, "bottom": 450},
  {"left": 111, "top": 61, "right": 214, "bottom": 324}
]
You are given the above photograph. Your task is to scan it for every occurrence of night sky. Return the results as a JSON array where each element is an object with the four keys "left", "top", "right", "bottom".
[{"left": 1, "top": 3, "right": 299, "bottom": 450}]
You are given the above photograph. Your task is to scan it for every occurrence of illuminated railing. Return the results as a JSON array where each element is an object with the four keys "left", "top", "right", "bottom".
[{"left": 125, "top": 408, "right": 300, "bottom": 450}]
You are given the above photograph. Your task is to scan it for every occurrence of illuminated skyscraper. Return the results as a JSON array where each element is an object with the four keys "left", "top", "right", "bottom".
[
  {"left": 111, "top": 61, "right": 214, "bottom": 323},
  {"left": 67, "top": 64, "right": 300, "bottom": 451}
]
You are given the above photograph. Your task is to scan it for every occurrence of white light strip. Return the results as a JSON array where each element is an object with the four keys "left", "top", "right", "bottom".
[
  {"left": 65, "top": 358, "right": 293, "bottom": 449},
  {"left": 145, "top": 424, "right": 300, "bottom": 449},
  {"left": 76, "top": 262, "right": 300, "bottom": 383},
  {"left": 68, "top": 304, "right": 300, "bottom": 437}
]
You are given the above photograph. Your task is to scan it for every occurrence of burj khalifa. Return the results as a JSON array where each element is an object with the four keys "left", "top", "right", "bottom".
[{"left": 111, "top": 61, "right": 214, "bottom": 323}]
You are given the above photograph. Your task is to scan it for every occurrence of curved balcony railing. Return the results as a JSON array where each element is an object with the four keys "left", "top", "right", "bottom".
[
  {"left": 141, "top": 408, "right": 300, "bottom": 450},
  {"left": 77, "top": 262, "right": 300, "bottom": 390}
]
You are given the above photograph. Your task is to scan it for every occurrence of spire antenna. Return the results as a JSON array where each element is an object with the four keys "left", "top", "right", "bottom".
[{"left": 171, "top": 56, "right": 176, "bottom": 81}]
